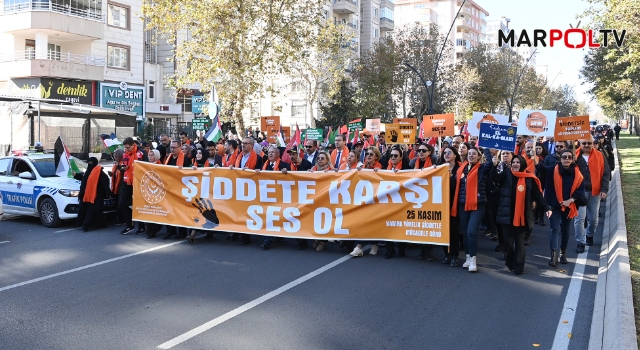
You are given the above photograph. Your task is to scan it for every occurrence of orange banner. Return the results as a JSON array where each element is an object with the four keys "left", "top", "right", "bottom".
[
  {"left": 133, "top": 162, "right": 450, "bottom": 245},
  {"left": 554, "top": 115, "right": 590, "bottom": 141},
  {"left": 422, "top": 113, "right": 455, "bottom": 137}
]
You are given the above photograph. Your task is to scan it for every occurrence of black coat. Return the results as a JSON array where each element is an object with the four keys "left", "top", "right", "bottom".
[
  {"left": 263, "top": 161, "right": 290, "bottom": 171},
  {"left": 409, "top": 156, "right": 438, "bottom": 169},
  {"left": 291, "top": 159, "right": 312, "bottom": 171},
  {"left": 493, "top": 168, "right": 549, "bottom": 230},
  {"left": 77, "top": 167, "right": 112, "bottom": 229},
  {"left": 456, "top": 158, "right": 494, "bottom": 206}
]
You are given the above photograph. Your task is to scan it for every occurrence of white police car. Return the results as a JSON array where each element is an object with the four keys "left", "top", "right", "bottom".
[
  {"left": 0, "top": 191, "right": 4, "bottom": 221},
  {"left": 0, "top": 153, "right": 115, "bottom": 227}
]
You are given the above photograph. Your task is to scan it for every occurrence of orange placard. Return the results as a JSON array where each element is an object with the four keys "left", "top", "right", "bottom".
[
  {"left": 554, "top": 116, "right": 590, "bottom": 141},
  {"left": 393, "top": 118, "right": 419, "bottom": 126},
  {"left": 385, "top": 124, "right": 417, "bottom": 144},
  {"left": 133, "top": 162, "right": 450, "bottom": 244},
  {"left": 260, "top": 116, "right": 280, "bottom": 144},
  {"left": 282, "top": 126, "right": 291, "bottom": 143},
  {"left": 422, "top": 113, "right": 455, "bottom": 137}
]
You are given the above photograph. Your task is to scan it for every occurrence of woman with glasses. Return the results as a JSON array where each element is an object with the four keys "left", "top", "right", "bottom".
[
  {"left": 489, "top": 150, "right": 514, "bottom": 253},
  {"left": 451, "top": 146, "right": 493, "bottom": 272},
  {"left": 309, "top": 150, "right": 333, "bottom": 252},
  {"left": 543, "top": 149, "right": 588, "bottom": 267},
  {"left": 358, "top": 146, "right": 382, "bottom": 171},
  {"left": 339, "top": 150, "right": 362, "bottom": 170},
  {"left": 410, "top": 143, "right": 437, "bottom": 169},
  {"left": 382, "top": 146, "right": 409, "bottom": 259}
]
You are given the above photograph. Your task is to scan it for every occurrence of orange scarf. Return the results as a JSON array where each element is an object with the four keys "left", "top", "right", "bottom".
[
  {"left": 414, "top": 157, "right": 432, "bottom": 169},
  {"left": 236, "top": 150, "right": 258, "bottom": 169},
  {"left": 110, "top": 163, "right": 122, "bottom": 194},
  {"left": 224, "top": 149, "right": 240, "bottom": 167},
  {"left": 578, "top": 149, "right": 605, "bottom": 195},
  {"left": 164, "top": 152, "right": 185, "bottom": 167},
  {"left": 340, "top": 162, "right": 357, "bottom": 170},
  {"left": 122, "top": 144, "right": 139, "bottom": 185},
  {"left": 514, "top": 144, "right": 526, "bottom": 156},
  {"left": 365, "top": 161, "right": 382, "bottom": 169},
  {"left": 83, "top": 165, "right": 102, "bottom": 204},
  {"left": 525, "top": 157, "right": 535, "bottom": 173},
  {"left": 554, "top": 165, "right": 584, "bottom": 218},
  {"left": 262, "top": 159, "right": 281, "bottom": 171},
  {"left": 291, "top": 160, "right": 300, "bottom": 171},
  {"left": 311, "top": 165, "right": 331, "bottom": 171},
  {"left": 511, "top": 169, "right": 542, "bottom": 227},
  {"left": 331, "top": 147, "right": 349, "bottom": 168},
  {"left": 193, "top": 159, "right": 210, "bottom": 168},
  {"left": 387, "top": 161, "right": 403, "bottom": 170},
  {"left": 451, "top": 161, "right": 481, "bottom": 217},
  {"left": 409, "top": 149, "right": 416, "bottom": 159}
]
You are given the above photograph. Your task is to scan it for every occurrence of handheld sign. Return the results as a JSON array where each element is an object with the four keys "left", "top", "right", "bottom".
[
  {"left": 385, "top": 124, "right": 416, "bottom": 144},
  {"left": 366, "top": 119, "right": 381, "bottom": 135},
  {"left": 393, "top": 118, "right": 419, "bottom": 126},
  {"left": 516, "top": 110, "right": 557, "bottom": 137},
  {"left": 422, "top": 113, "right": 454, "bottom": 137},
  {"left": 260, "top": 116, "right": 280, "bottom": 144},
  {"left": 478, "top": 123, "right": 517, "bottom": 152},
  {"left": 469, "top": 112, "right": 509, "bottom": 136},
  {"left": 554, "top": 116, "right": 590, "bottom": 141}
]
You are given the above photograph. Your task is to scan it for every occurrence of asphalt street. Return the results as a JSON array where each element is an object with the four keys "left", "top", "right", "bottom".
[{"left": 0, "top": 203, "right": 603, "bottom": 350}]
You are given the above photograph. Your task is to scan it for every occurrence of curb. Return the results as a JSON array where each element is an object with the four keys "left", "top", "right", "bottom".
[{"left": 588, "top": 140, "right": 638, "bottom": 350}]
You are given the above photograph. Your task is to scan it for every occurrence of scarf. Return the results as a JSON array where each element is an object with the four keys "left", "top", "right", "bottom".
[
  {"left": 514, "top": 143, "right": 526, "bottom": 156},
  {"left": 236, "top": 150, "right": 258, "bottom": 169},
  {"left": 83, "top": 165, "right": 102, "bottom": 204},
  {"left": 415, "top": 157, "right": 432, "bottom": 169},
  {"left": 165, "top": 152, "right": 185, "bottom": 167},
  {"left": 110, "top": 163, "right": 122, "bottom": 194},
  {"left": 578, "top": 149, "right": 605, "bottom": 195},
  {"left": 291, "top": 160, "right": 300, "bottom": 171},
  {"left": 409, "top": 149, "right": 416, "bottom": 159},
  {"left": 365, "top": 161, "right": 382, "bottom": 170},
  {"left": 224, "top": 149, "right": 240, "bottom": 167},
  {"left": 554, "top": 165, "right": 584, "bottom": 218},
  {"left": 387, "top": 161, "right": 403, "bottom": 170},
  {"left": 525, "top": 157, "right": 535, "bottom": 173},
  {"left": 262, "top": 159, "right": 281, "bottom": 171},
  {"left": 122, "top": 144, "right": 139, "bottom": 185},
  {"left": 451, "top": 161, "right": 481, "bottom": 217},
  {"left": 511, "top": 169, "right": 542, "bottom": 227},
  {"left": 340, "top": 162, "right": 357, "bottom": 170},
  {"left": 312, "top": 164, "right": 330, "bottom": 171},
  {"left": 216, "top": 144, "right": 225, "bottom": 157},
  {"left": 331, "top": 147, "right": 349, "bottom": 168},
  {"left": 193, "top": 159, "right": 210, "bottom": 168}
]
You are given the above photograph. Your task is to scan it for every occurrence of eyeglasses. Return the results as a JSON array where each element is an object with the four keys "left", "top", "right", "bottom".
[
  {"left": 390, "top": 154, "right": 400, "bottom": 158},
  {"left": 443, "top": 151, "right": 453, "bottom": 155},
  {"left": 241, "top": 142, "right": 252, "bottom": 145},
  {"left": 417, "top": 149, "right": 429, "bottom": 153},
  {"left": 366, "top": 152, "right": 374, "bottom": 157},
  {"left": 317, "top": 157, "right": 327, "bottom": 160},
  {"left": 561, "top": 155, "right": 573, "bottom": 160},
  {"left": 582, "top": 142, "right": 592, "bottom": 145},
  {"left": 556, "top": 146, "right": 565, "bottom": 149},
  {"left": 305, "top": 146, "right": 313, "bottom": 149}
]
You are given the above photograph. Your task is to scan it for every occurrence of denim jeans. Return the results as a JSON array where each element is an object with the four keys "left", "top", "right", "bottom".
[
  {"left": 458, "top": 204, "right": 485, "bottom": 257},
  {"left": 549, "top": 207, "right": 572, "bottom": 251},
  {"left": 574, "top": 194, "right": 602, "bottom": 244}
]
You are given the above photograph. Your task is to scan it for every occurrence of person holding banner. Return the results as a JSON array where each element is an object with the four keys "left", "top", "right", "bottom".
[
  {"left": 359, "top": 147, "right": 383, "bottom": 170},
  {"left": 339, "top": 150, "right": 362, "bottom": 170},
  {"left": 285, "top": 148, "right": 312, "bottom": 172},
  {"left": 308, "top": 150, "right": 333, "bottom": 252},
  {"left": 493, "top": 155, "right": 551, "bottom": 275},
  {"left": 119, "top": 137, "right": 146, "bottom": 235},
  {"left": 384, "top": 146, "right": 409, "bottom": 259},
  {"left": 409, "top": 144, "right": 436, "bottom": 169},
  {"left": 192, "top": 148, "right": 212, "bottom": 168},
  {"left": 222, "top": 140, "right": 240, "bottom": 167},
  {"left": 543, "top": 149, "right": 588, "bottom": 267},
  {"left": 231, "top": 137, "right": 263, "bottom": 245},
  {"left": 574, "top": 136, "right": 609, "bottom": 251},
  {"left": 433, "top": 145, "right": 461, "bottom": 266},
  {"left": 160, "top": 140, "right": 192, "bottom": 240},
  {"left": 255, "top": 146, "right": 291, "bottom": 250},
  {"left": 331, "top": 134, "right": 349, "bottom": 169},
  {"left": 76, "top": 157, "right": 112, "bottom": 232},
  {"left": 451, "top": 147, "right": 493, "bottom": 272}
]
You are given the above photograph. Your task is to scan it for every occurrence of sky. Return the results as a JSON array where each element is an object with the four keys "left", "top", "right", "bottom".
[{"left": 475, "top": 0, "right": 600, "bottom": 113}]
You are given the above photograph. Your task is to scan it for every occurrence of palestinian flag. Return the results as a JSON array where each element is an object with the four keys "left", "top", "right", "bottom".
[
  {"left": 54, "top": 136, "right": 80, "bottom": 178},
  {"left": 100, "top": 133, "right": 122, "bottom": 154},
  {"left": 204, "top": 114, "right": 223, "bottom": 142},
  {"left": 276, "top": 124, "right": 286, "bottom": 147},
  {"left": 282, "top": 124, "right": 301, "bottom": 164}
]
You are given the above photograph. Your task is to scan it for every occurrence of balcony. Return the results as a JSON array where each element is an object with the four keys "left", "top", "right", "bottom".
[
  {"left": 333, "top": 0, "right": 358, "bottom": 14},
  {"left": 456, "top": 18, "right": 471, "bottom": 31},
  {"left": 0, "top": 51, "right": 105, "bottom": 81},
  {"left": 0, "top": 2, "right": 105, "bottom": 40},
  {"left": 380, "top": 17, "right": 394, "bottom": 31}
]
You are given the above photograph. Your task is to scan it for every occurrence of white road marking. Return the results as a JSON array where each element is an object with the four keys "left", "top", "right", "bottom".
[
  {"left": 0, "top": 241, "right": 10, "bottom": 244},
  {"left": 551, "top": 246, "right": 589, "bottom": 349},
  {"left": 0, "top": 241, "right": 184, "bottom": 293},
  {"left": 156, "top": 249, "right": 362, "bottom": 349},
  {"left": 53, "top": 228, "right": 80, "bottom": 233}
]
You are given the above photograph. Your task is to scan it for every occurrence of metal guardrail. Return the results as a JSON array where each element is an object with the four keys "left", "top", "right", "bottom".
[
  {"left": 0, "top": 50, "right": 105, "bottom": 67},
  {"left": 380, "top": 17, "right": 394, "bottom": 24},
  {"left": 333, "top": 0, "right": 358, "bottom": 5},
  {"left": 2, "top": 1, "right": 105, "bottom": 22}
]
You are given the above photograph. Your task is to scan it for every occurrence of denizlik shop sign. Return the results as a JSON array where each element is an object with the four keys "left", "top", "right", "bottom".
[
  {"left": 10, "top": 78, "right": 94, "bottom": 104},
  {"left": 99, "top": 82, "right": 144, "bottom": 120}
]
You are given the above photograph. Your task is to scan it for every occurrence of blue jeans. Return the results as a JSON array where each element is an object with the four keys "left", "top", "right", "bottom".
[
  {"left": 574, "top": 194, "right": 601, "bottom": 244},
  {"left": 458, "top": 204, "right": 485, "bottom": 257},
  {"left": 549, "top": 207, "right": 572, "bottom": 251}
]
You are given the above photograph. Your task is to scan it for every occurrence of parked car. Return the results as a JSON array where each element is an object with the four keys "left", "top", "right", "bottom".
[
  {"left": 0, "top": 153, "right": 116, "bottom": 227},
  {"left": 0, "top": 191, "right": 4, "bottom": 221}
]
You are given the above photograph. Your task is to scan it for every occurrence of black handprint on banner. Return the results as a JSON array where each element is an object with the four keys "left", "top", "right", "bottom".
[
  {"left": 192, "top": 198, "right": 220, "bottom": 229},
  {"left": 390, "top": 129, "right": 398, "bottom": 142}
]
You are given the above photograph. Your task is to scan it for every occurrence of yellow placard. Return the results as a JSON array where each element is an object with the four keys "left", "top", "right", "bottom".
[{"left": 384, "top": 124, "right": 417, "bottom": 144}]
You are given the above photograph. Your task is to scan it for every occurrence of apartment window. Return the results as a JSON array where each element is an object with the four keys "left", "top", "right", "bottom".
[
  {"left": 177, "top": 92, "right": 194, "bottom": 112},
  {"left": 374, "top": 28, "right": 379, "bottom": 38},
  {"left": 48, "top": 43, "right": 61, "bottom": 60},
  {"left": 374, "top": 8, "right": 378, "bottom": 18},
  {"left": 291, "top": 102, "right": 305, "bottom": 116},
  {"left": 291, "top": 80, "right": 305, "bottom": 93},
  {"left": 25, "top": 39, "right": 35, "bottom": 59},
  {"left": 107, "top": 44, "right": 129, "bottom": 70},
  {"left": 148, "top": 81, "right": 155, "bottom": 100},
  {"left": 381, "top": 7, "right": 393, "bottom": 20},
  {"left": 414, "top": 4, "right": 425, "bottom": 8},
  {"left": 107, "top": 2, "right": 129, "bottom": 29}
]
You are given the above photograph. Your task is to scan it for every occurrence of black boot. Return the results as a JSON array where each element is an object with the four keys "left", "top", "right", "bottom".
[
  {"left": 549, "top": 249, "right": 558, "bottom": 268},
  {"left": 384, "top": 246, "right": 396, "bottom": 259},
  {"left": 396, "top": 243, "right": 406, "bottom": 258},
  {"left": 426, "top": 246, "right": 436, "bottom": 261},
  {"left": 418, "top": 246, "right": 427, "bottom": 260},
  {"left": 560, "top": 250, "right": 568, "bottom": 264}
]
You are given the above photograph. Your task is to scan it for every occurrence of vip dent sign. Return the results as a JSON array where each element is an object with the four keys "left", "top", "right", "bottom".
[
  {"left": 99, "top": 82, "right": 145, "bottom": 120},
  {"left": 516, "top": 110, "right": 557, "bottom": 137},
  {"left": 132, "top": 162, "right": 451, "bottom": 245}
]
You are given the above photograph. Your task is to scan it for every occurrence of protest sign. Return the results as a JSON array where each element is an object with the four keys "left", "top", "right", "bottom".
[
  {"left": 422, "top": 113, "right": 455, "bottom": 137},
  {"left": 477, "top": 123, "right": 518, "bottom": 152},
  {"left": 469, "top": 112, "right": 509, "bottom": 136},
  {"left": 516, "top": 110, "right": 557, "bottom": 137},
  {"left": 133, "top": 162, "right": 451, "bottom": 245},
  {"left": 385, "top": 124, "right": 417, "bottom": 144},
  {"left": 554, "top": 116, "right": 591, "bottom": 141}
]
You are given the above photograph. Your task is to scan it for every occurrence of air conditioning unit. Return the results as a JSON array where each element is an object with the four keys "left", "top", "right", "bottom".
[{"left": 160, "top": 105, "right": 169, "bottom": 111}]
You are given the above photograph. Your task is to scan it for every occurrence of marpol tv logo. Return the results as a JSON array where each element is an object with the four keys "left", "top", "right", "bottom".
[{"left": 499, "top": 21, "right": 627, "bottom": 49}]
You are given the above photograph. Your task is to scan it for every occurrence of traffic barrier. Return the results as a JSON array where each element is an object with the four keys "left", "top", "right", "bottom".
[{"left": 589, "top": 140, "right": 638, "bottom": 350}]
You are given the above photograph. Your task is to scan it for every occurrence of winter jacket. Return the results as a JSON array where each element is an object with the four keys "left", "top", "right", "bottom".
[{"left": 493, "top": 167, "right": 550, "bottom": 230}]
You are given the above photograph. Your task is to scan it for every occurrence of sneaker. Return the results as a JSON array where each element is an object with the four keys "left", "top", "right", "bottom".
[
  {"left": 120, "top": 226, "right": 135, "bottom": 235},
  {"left": 441, "top": 255, "right": 451, "bottom": 264},
  {"left": 350, "top": 247, "right": 364, "bottom": 257},
  {"left": 490, "top": 233, "right": 498, "bottom": 241},
  {"left": 586, "top": 236, "right": 594, "bottom": 246},
  {"left": 135, "top": 228, "right": 146, "bottom": 235},
  {"left": 576, "top": 243, "right": 585, "bottom": 253},
  {"left": 462, "top": 254, "right": 471, "bottom": 268},
  {"left": 369, "top": 245, "right": 379, "bottom": 255},
  {"left": 468, "top": 256, "right": 478, "bottom": 272}
]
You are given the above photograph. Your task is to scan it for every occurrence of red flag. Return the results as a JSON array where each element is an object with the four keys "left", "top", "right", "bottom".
[
  {"left": 462, "top": 122, "right": 470, "bottom": 142},
  {"left": 350, "top": 128, "right": 359, "bottom": 144},
  {"left": 282, "top": 123, "right": 301, "bottom": 163},
  {"left": 428, "top": 137, "right": 438, "bottom": 146},
  {"left": 419, "top": 120, "right": 425, "bottom": 139}
]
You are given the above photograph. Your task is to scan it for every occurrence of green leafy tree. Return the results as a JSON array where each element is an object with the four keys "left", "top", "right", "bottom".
[{"left": 317, "top": 79, "right": 357, "bottom": 130}]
